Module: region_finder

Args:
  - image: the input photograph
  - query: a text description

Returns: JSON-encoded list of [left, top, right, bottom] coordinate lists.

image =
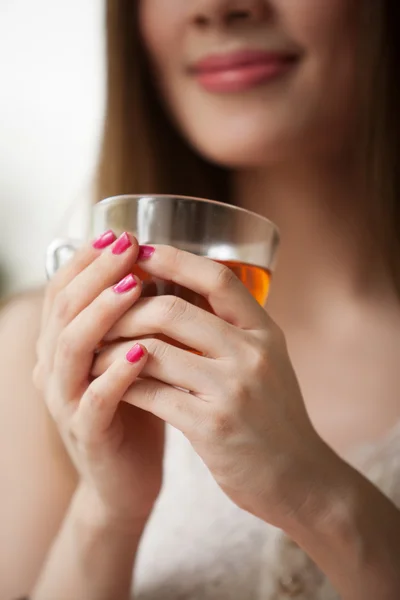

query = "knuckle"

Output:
[[65, 421, 80, 448], [227, 375, 249, 407], [140, 378, 160, 406], [165, 245, 184, 271], [85, 383, 107, 414], [96, 312, 113, 333], [246, 342, 270, 376], [159, 295, 189, 324], [56, 329, 76, 362], [53, 289, 73, 324], [44, 384, 67, 425], [148, 338, 170, 363], [213, 264, 237, 294], [263, 319, 285, 346], [69, 385, 107, 448], [138, 379, 176, 413], [94, 294, 115, 329], [208, 409, 237, 439], [68, 416, 90, 450]]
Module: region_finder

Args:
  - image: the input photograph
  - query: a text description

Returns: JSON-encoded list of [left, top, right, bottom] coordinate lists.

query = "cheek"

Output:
[[279, 0, 360, 62], [139, 0, 185, 74], [280, 0, 360, 111], [139, 0, 194, 135]]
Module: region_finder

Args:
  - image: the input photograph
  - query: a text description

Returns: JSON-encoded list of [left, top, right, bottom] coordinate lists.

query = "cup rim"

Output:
[[97, 194, 280, 238]]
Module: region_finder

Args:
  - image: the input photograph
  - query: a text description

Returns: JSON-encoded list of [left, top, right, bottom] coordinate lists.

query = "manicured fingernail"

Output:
[[126, 344, 145, 364], [92, 230, 117, 249], [138, 245, 155, 260], [113, 274, 138, 294], [112, 233, 132, 255]]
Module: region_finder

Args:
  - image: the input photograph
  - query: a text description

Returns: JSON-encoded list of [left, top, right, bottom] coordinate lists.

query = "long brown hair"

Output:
[[96, 1, 400, 282], [96, 0, 230, 203]]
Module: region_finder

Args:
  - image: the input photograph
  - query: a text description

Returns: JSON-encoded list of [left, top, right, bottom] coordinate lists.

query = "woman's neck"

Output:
[[234, 156, 395, 329]]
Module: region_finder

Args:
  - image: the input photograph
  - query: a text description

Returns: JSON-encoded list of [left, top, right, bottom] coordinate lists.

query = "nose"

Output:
[[191, 0, 269, 28]]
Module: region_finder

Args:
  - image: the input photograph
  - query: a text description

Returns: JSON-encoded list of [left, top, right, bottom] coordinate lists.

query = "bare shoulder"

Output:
[[0, 288, 45, 387], [0, 287, 70, 460], [0, 287, 44, 338], [0, 288, 77, 598]]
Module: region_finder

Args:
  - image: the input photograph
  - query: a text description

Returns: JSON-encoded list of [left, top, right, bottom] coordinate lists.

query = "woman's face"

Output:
[[140, 0, 361, 168]]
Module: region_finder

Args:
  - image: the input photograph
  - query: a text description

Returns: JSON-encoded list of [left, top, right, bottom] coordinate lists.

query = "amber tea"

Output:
[[135, 260, 271, 309]]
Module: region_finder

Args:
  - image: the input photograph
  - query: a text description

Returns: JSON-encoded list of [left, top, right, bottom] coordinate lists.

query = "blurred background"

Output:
[[0, 0, 105, 297]]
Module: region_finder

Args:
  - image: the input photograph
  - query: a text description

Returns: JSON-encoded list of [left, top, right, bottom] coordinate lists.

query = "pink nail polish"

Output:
[[138, 245, 155, 260], [113, 274, 138, 294], [126, 344, 145, 364], [112, 233, 132, 255], [92, 230, 117, 249]]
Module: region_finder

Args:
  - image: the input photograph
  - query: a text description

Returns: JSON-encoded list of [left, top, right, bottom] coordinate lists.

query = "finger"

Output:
[[122, 377, 207, 436], [92, 337, 221, 395], [52, 274, 143, 400], [43, 232, 139, 371], [137, 245, 269, 330], [71, 344, 147, 442], [38, 230, 117, 360], [42, 230, 117, 327], [104, 295, 240, 357]]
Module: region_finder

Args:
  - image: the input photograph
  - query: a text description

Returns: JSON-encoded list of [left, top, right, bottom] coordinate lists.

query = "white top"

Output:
[[135, 426, 270, 599], [133, 422, 400, 600]]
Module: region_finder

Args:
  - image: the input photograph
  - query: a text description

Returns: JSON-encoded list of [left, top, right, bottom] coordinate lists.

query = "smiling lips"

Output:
[[191, 49, 298, 93]]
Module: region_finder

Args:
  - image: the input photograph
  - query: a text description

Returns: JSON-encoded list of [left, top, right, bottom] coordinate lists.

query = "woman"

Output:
[[1, 0, 400, 598]]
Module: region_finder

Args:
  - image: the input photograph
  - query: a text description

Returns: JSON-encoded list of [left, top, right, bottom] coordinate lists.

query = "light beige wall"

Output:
[[0, 0, 105, 296]]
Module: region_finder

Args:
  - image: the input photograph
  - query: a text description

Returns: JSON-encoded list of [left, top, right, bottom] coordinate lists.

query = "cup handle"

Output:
[[45, 237, 83, 280]]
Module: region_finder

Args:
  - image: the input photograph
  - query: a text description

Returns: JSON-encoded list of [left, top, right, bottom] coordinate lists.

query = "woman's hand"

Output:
[[33, 232, 164, 530], [93, 243, 327, 528]]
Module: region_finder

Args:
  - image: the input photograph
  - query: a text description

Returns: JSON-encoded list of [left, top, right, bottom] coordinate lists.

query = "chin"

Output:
[[173, 95, 311, 169], [189, 129, 296, 169]]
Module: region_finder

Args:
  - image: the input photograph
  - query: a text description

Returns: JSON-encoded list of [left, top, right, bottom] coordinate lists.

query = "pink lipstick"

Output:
[[191, 49, 297, 93]]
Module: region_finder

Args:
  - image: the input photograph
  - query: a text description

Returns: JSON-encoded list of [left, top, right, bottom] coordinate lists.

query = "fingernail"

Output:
[[112, 233, 132, 255], [126, 344, 145, 364], [138, 245, 155, 260], [92, 230, 117, 249], [113, 274, 138, 294]]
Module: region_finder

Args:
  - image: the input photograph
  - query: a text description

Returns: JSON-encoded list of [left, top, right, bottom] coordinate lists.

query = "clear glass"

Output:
[[46, 194, 280, 307]]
